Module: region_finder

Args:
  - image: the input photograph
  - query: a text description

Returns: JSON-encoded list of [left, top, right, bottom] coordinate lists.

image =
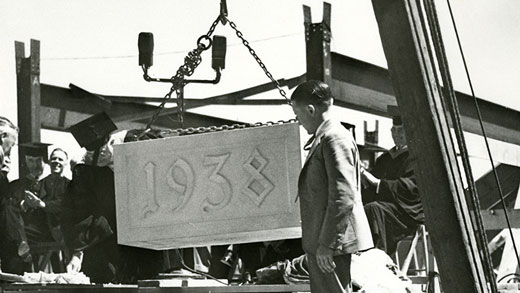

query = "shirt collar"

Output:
[[389, 145, 408, 159], [314, 118, 331, 140]]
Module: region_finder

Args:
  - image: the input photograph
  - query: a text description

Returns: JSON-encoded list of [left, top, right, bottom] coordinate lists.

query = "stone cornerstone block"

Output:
[[113, 123, 302, 250]]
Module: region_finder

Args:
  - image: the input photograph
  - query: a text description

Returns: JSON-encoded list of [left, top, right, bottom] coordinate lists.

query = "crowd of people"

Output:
[[0, 80, 425, 292], [0, 115, 165, 283]]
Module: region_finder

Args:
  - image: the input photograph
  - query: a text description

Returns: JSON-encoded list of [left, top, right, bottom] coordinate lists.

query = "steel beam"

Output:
[[303, 3, 332, 83], [15, 39, 41, 178], [330, 52, 520, 146]]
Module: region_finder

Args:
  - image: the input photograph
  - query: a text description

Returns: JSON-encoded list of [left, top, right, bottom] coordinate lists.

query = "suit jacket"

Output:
[[297, 119, 373, 255]]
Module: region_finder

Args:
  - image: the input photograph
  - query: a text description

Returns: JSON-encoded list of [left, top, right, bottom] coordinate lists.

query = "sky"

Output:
[[0, 0, 519, 179]]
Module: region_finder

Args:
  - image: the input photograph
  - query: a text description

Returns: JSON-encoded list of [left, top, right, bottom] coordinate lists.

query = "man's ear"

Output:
[[306, 104, 316, 116]]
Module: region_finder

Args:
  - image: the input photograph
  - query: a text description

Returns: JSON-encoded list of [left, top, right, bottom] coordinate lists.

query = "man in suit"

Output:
[[291, 80, 373, 292], [40, 148, 70, 243]]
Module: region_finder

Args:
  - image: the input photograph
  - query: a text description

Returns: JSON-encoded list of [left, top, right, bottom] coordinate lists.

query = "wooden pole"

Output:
[[371, 0, 489, 292], [15, 39, 41, 178]]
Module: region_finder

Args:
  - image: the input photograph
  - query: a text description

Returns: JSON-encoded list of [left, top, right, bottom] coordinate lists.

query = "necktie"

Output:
[[303, 135, 316, 151]]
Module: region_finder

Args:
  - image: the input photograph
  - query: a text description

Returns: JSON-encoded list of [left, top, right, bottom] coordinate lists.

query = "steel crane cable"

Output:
[[445, 0, 520, 273], [422, 0, 498, 290]]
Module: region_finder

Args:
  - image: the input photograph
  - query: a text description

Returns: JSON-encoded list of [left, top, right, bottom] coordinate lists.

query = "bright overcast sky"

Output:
[[0, 0, 519, 178], [1, 0, 519, 115]]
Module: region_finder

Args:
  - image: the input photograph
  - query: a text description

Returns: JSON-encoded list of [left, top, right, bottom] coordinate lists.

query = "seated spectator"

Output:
[[361, 105, 424, 255]]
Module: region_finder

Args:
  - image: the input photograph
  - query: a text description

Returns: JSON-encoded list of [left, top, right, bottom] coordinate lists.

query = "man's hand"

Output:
[[66, 251, 83, 273], [24, 191, 45, 209], [316, 245, 336, 274], [361, 169, 380, 188]]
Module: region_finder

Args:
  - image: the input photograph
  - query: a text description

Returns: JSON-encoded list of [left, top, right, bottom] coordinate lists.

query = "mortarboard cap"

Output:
[[387, 105, 403, 126], [19, 142, 52, 161], [69, 112, 117, 151]]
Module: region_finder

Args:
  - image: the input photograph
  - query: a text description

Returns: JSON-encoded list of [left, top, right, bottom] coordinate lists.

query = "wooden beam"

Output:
[[16, 39, 41, 178], [330, 52, 520, 145], [371, 0, 488, 291]]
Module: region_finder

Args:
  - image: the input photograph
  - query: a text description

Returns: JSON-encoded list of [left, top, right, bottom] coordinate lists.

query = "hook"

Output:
[[219, 0, 228, 25]]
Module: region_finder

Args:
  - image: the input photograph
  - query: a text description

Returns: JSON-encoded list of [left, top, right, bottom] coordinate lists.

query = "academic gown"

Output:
[[38, 173, 70, 239], [362, 147, 424, 255], [61, 164, 164, 284], [11, 174, 70, 244], [0, 173, 30, 274]]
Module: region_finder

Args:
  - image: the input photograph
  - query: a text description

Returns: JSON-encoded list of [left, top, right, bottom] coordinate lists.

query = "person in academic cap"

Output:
[[361, 105, 425, 255], [8, 144, 71, 272], [62, 113, 164, 284]]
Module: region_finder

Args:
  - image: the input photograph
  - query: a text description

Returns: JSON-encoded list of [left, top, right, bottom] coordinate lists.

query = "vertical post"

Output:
[[371, 0, 488, 292], [303, 2, 332, 84], [15, 39, 41, 178], [364, 120, 379, 145]]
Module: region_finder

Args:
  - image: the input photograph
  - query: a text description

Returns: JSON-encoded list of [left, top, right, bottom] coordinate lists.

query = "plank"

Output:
[[138, 284, 310, 293], [0, 284, 137, 292]]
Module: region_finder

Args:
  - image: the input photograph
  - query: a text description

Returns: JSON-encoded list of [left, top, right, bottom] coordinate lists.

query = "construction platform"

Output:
[[0, 283, 311, 293]]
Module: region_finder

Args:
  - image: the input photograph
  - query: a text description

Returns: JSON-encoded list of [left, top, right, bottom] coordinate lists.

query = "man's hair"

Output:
[[0, 116, 19, 134], [50, 148, 68, 160], [290, 80, 334, 108]]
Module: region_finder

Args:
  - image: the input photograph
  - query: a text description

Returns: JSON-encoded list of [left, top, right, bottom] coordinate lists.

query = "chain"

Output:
[[225, 17, 289, 102], [143, 17, 222, 133], [142, 15, 292, 138], [134, 119, 297, 141], [206, 16, 221, 38]]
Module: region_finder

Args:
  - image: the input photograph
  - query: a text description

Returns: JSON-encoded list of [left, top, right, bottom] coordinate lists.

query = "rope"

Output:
[[446, 0, 520, 273], [41, 32, 302, 61]]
